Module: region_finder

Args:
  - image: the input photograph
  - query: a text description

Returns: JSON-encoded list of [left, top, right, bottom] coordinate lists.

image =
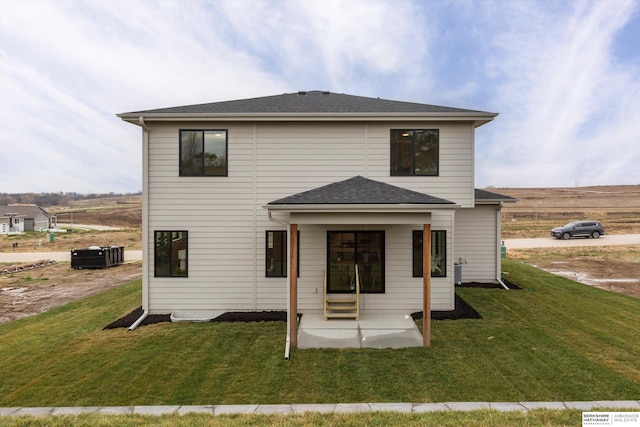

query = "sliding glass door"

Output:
[[327, 231, 384, 293]]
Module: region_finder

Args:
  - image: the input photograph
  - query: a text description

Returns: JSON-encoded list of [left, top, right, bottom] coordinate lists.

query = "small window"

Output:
[[266, 231, 287, 277], [390, 129, 439, 176], [154, 231, 188, 277], [180, 130, 227, 176], [265, 230, 300, 278], [413, 230, 446, 277]]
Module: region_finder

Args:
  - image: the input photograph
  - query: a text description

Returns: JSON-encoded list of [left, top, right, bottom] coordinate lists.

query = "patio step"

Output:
[[324, 265, 361, 320]]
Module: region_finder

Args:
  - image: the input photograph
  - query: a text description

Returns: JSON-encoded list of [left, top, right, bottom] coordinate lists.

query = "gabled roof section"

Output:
[[269, 176, 455, 206], [475, 189, 517, 203], [118, 91, 497, 126], [2, 205, 51, 218]]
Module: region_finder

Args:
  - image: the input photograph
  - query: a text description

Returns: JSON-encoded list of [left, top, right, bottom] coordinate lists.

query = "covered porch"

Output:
[[266, 176, 458, 352]]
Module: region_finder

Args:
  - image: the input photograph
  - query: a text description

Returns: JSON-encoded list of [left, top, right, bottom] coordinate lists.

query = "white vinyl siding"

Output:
[[144, 120, 476, 314], [454, 206, 500, 283]]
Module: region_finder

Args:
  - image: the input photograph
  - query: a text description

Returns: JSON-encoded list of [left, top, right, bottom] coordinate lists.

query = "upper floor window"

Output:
[[180, 130, 227, 176], [390, 129, 439, 176]]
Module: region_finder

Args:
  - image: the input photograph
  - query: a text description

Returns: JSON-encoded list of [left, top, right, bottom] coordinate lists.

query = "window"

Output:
[[413, 230, 446, 277], [327, 231, 384, 293], [180, 130, 227, 176], [390, 129, 439, 176], [266, 231, 287, 277], [265, 230, 300, 278], [154, 231, 188, 277]]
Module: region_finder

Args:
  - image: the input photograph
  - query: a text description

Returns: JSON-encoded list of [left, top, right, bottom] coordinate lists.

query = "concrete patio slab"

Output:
[[361, 328, 423, 349], [297, 314, 422, 349], [299, 314, 358, 329], [358, 314, 415, 329]]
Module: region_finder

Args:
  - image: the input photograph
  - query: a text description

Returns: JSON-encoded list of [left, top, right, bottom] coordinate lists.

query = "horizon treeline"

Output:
[[0, 192, 142, 207]]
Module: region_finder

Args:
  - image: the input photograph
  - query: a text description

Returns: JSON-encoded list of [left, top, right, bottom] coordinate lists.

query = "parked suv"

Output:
[[551, 221, 605, 240]]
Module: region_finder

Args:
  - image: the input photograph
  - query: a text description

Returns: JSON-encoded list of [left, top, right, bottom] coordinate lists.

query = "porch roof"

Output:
[[267, 176, 455, 209]]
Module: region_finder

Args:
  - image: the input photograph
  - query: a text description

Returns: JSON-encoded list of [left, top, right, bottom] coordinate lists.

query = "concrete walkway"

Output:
[[1, 401, 638, 417]]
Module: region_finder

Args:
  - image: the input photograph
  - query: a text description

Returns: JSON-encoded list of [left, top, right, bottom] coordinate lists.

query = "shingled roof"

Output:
[[474, 189, 517, 202], [269, 176, 455, 206], [121, 91, 494, 115]]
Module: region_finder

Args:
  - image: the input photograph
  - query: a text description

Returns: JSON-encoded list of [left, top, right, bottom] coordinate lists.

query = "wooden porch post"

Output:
[[289, 223, 298, 347], [423, 224, 432, 347]]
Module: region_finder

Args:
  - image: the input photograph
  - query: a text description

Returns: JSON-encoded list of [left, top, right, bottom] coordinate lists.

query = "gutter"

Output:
[[267, 211, 292, 360], [129, 116, 150, 330]]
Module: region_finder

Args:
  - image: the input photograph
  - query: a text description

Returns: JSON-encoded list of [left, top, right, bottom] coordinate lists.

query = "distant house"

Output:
[[0, 205, 55, 234], [118, 90, 515, 347]]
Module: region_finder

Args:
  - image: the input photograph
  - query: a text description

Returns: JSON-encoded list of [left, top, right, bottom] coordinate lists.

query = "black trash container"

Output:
[[71, 246, 125, 269]]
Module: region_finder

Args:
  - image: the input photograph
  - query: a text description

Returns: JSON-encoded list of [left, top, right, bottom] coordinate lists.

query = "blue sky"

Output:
[[1, 0, 639, 193]]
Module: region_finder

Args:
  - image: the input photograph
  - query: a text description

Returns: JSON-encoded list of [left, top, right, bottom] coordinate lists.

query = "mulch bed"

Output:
[[411, 294, 482, 321], [105, 281, 521, 329]]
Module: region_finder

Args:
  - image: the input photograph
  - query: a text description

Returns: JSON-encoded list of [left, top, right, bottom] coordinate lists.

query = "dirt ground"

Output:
[[0, 261, 142, 324], [508, 245, 640, 299]]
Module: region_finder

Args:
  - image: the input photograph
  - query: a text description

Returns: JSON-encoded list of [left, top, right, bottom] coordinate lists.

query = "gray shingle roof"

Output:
[[124, 91, 492, 115], [475, 189, 516, 202], [269, 176, 455, 205]]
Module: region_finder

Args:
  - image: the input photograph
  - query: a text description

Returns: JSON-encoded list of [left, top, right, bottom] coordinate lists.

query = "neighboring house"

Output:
[[1, 204, 56, 232], [118, 90, 514, 347], [0, 212, 26, 234]]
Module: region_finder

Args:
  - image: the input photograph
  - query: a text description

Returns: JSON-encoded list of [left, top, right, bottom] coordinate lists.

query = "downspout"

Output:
[[130, 116, 150, 330], [267, 210, 292, 359], [496, 201, 509, 290]]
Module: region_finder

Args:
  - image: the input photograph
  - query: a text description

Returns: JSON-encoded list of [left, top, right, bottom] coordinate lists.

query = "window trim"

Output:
[[412, 230, 447, 278], [154, 230, 188, 278], [390, 129, 439, 176], [179, 129, 228, 177]]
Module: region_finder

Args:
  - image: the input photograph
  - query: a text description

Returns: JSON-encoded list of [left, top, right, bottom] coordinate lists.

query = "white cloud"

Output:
[[475, 0, 640, 187], [0, 0, 638, 192]]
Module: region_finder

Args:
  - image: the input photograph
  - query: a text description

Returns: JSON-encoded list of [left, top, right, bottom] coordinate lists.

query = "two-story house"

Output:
[[118, 91, 513, 348]]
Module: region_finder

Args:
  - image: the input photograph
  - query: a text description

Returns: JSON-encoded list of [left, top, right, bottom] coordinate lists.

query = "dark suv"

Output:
[[551, 221, 605, 240]]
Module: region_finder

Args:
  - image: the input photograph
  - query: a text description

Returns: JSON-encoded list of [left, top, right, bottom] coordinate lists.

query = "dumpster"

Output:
[[71, 246, 125, 269]]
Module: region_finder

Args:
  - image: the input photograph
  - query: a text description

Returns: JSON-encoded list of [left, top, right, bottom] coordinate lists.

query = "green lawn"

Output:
[[1, 260, 639, 408]]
